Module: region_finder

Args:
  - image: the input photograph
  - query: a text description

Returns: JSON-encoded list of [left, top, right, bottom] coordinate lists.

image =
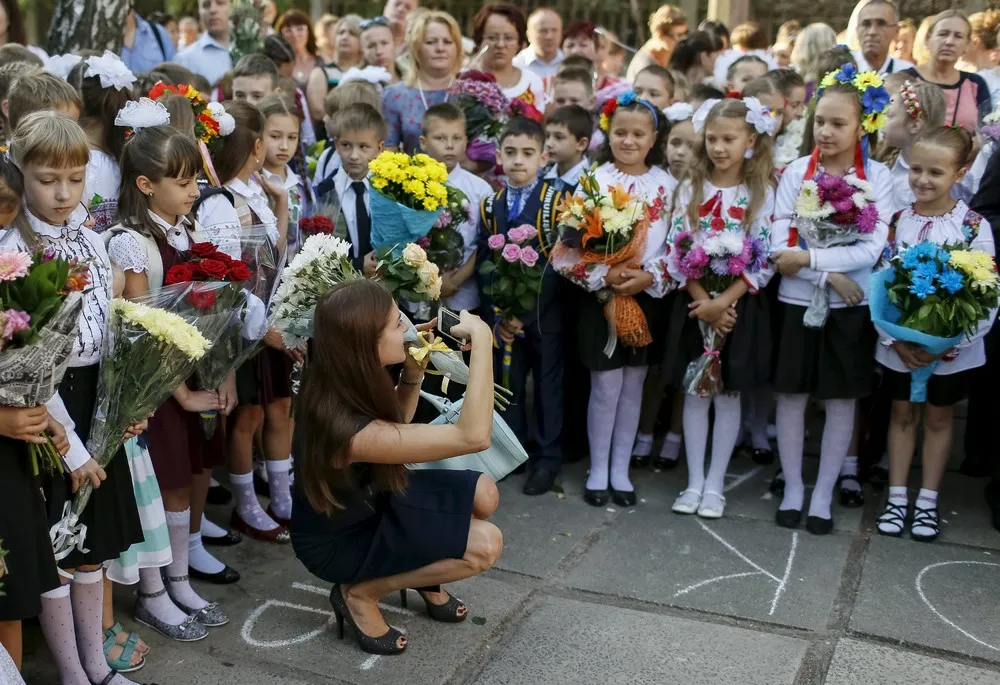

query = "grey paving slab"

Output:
[[492, 467, 612, 578], [891, 471, 1000, 552], [472, 596, 808, 685], [850, 536, 1000, 663], [562, 503, 852, 630], [825, 638, 1000, 685]]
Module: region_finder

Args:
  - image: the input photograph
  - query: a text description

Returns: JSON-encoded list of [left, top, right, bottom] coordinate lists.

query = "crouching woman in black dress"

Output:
[[291, 279, 502, 656]]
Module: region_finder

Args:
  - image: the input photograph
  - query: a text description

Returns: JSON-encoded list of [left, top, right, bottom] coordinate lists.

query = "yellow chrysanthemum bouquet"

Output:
[[368, 151, 447, 254], [52, 295, 217, 560], [870, 239, 1000, 402]]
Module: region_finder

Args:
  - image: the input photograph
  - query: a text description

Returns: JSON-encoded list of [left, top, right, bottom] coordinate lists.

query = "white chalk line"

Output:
[[724, 466, 764, 493], [915, 561, 1000, 653], [672, 520, 797, 617], [240, 599, 335, 648]]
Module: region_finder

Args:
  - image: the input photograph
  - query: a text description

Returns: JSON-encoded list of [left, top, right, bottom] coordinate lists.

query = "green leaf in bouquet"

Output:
[[518, 293, 535, 311], [479, 261, 497, 275], [514, 282, 526, 297], [497, 275, 511, 293]]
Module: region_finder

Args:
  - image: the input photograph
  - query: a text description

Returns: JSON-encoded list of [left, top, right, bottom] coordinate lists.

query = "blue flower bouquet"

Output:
[[869, 240, 999, 402]]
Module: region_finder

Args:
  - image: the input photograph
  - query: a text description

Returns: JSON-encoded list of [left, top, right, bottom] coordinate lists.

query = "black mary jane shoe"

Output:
[[751, 448, 775, 465], [652, 456, 679, 471], [201, 529, 243, 547], [836, 475, 865, 508], [189, 565, 241, 585], [806, 515, 834, 536], [775, 508, 802, 529], [400, 586, 468, 623], [630, 454, 650, 469], [610, 488, 637, 507], [768, 468, 785, 497], [583, 489, 609, 507], [523, 467, 557, 496], [206, 485, 232, 506]]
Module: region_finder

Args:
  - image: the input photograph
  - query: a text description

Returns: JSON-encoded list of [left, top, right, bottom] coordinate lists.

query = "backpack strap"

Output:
[[192, 185, 235, 218]]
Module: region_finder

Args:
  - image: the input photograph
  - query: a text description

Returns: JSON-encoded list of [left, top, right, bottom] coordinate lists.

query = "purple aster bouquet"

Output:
[[449, 70, 510, 164], [672, 230, 767, 397]]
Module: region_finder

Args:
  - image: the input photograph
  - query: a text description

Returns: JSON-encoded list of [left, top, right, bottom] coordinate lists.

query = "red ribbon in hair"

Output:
[[788, 143, 867, 247]]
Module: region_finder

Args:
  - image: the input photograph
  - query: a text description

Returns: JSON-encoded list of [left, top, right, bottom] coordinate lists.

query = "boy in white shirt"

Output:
[[542, 105, 592, 193], [418, 103, 492, 312]]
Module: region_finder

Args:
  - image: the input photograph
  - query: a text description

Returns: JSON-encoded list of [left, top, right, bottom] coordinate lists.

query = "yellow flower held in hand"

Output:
[[113, 299, 211, 360]]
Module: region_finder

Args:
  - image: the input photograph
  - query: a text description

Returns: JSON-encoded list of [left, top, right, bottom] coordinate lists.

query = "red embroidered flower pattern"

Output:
[[727, 206, 745, 221], [710, 217, 726, 231]]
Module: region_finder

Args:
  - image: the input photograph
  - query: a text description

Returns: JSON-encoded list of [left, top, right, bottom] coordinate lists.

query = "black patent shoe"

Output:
[[775, 508, 802, 529], [752, 448, 775, 465], [806, 515, 834, 535], [611, 488, 637, 507], [583, 489, 609, 507], [523, 468, 557, 496], [652, 456, 679, 471], [189, 565, 241, 585], [631, 454, 650, 469], [330, 584, 406, 655], [769, 468, 785, 497], [201, 529, 243, 547], [837, 475, 865, 508], [400, 586, 467, 623]]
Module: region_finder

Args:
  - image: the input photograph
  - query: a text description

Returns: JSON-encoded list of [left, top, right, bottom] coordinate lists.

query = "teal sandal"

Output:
[[105, 622, 149, 655], [103, 624, 145, 673]]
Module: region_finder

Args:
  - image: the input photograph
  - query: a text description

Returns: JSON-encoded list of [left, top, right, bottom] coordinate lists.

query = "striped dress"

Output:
[[105, 438, 172, 585]]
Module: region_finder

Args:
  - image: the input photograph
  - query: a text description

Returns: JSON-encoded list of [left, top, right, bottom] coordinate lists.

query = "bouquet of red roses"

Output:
[[298, 215, 335, 236]]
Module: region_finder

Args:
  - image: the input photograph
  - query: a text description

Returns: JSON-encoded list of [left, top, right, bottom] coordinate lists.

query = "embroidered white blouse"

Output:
[[666, 180, 776, 293], [874, 201, 997, 374], [552, 163, 675, 298], [83, 150, 122, 234], [770, 155, 892, 308], [261, 166, 307, 256], [106, 213, 193, 274]]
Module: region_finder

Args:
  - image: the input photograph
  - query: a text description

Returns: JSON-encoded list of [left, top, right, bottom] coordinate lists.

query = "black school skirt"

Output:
[[661, 291, 772, 394], [0, 437, 60, 620], [577, 291, 665, 372], [49, 364, 143, 567], [772, 303, 876, 400]]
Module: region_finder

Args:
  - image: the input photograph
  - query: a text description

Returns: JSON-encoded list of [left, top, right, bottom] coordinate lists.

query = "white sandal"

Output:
[[697, 491, 726, 519], [672, 489, 702, 514]]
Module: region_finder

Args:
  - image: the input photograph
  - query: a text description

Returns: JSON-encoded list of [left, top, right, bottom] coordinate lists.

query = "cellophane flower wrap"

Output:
[[870, 240, 1000, 402], [448, 71, 510, 164], [671, 228, 767, 397], [555, 167, 662, 356], [51, 293, 214, 560], [0, 248, 89, 476], [182, 230, 278, 438], [420, 185, 470, 272], [376, 242, 443, 304], [368, 151, 447, 252], [478, 226, 545, 388]]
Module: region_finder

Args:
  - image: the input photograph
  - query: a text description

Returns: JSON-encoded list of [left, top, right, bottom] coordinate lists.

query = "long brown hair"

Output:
[[67, 61, 134, 161], [297, 279, 407, 515], [208, 100, 265, 185]]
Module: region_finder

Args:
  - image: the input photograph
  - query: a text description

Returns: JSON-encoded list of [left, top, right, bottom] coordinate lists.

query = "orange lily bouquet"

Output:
[[555, 167, 664, 355]]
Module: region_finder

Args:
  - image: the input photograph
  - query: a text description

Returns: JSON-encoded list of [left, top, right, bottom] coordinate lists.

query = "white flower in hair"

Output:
[[338, 66, 392, 87], [204, 101, 236, 136], [691, 99, 721, 133], [85, 50, 136, 92], [743, 96, 778, 137], [114, 98, 171, 131], [663, 102, 694, 123], [45, 54, 82, 80]]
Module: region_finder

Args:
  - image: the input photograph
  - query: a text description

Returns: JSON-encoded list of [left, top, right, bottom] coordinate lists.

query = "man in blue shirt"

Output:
[[121, 10, 176, 75], [174, 0, 232, 86]]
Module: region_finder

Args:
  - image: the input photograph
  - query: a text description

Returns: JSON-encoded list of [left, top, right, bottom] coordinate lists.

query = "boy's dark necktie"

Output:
[[352, 180, 372, 258]]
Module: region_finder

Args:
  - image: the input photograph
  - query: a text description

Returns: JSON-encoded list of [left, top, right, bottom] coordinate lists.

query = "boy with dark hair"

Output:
[[314, 103, 386, 274], [551, 68, 595, 111], [478, 116, 564, 496], [690, 83, 726, 110], [726, 54, 769, 96], [232, 53, 279, 105], [419, 102, 492, 313], [542, 105, 591, 193]]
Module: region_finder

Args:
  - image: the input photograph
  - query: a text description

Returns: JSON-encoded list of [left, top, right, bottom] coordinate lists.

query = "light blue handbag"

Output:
[[407, 391, 528, 481]]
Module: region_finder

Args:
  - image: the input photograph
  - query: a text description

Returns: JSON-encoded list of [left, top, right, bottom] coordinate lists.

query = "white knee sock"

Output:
[[586, 369, 624, 490], [200, 514, 228, 539], [659, 432, 682, 460], [704, 393, 742, 495], [165, 508, 208, 611], [776, 393, 809, 511], [609, 366, 648, 492], [633, 432, 653, 457], [682, 394, 712, 493], [839, 456, 861, 491], [39, 584, 89, 684], [808, 398, 856, 520], [188, 531, 225, 574]]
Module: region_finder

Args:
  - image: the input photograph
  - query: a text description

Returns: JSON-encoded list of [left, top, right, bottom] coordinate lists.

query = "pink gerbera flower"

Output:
[[0, 250, 31, 282]]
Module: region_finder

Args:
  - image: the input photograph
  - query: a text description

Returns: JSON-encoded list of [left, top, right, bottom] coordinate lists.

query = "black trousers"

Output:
[[966, 322, 1000, 512], [497, 309, 564, 471]]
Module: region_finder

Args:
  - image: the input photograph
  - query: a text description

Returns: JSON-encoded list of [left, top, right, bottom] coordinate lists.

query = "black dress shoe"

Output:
[[775, 508, 802, 529], [583, 489, 609, 507], [630, 454, 650, 469], [201, 530, 243, 547], [806, 515, 833, 535], [523, 468, 557, 496], [769, 468, 785, 497], [206, 485, 232, 506], [511, 463, 528, 476], [189, 565, 241, 584], [611, 488, 637, 507], [752, 448, 775, 465], [652, 456, 679, 470], [837, 475, 865, 508]]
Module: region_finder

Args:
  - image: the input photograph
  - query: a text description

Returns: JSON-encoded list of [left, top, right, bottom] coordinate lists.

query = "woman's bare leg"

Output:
[[472, 476, 499, 520]]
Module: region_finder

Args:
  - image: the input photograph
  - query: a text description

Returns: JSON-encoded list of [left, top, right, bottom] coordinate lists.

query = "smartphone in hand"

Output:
[[437, 305, 467, 347]]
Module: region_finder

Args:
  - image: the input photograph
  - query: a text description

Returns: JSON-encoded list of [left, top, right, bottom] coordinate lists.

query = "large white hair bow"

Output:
[[114, 98, 170, 131], [85, 50, 137, 92], [691, 99, 721, 133], [743, 96, 778, 137], [663, 102, 694, 123]]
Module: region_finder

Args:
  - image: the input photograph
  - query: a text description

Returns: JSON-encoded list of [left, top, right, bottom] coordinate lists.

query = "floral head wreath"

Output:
[[691, 97, 777, 136], [147, 81, 235, 144], [899, 80, 922, 121], [84, 51, 136, 92], [817, 63, 891, 134], [599, 91, 660, 132]]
